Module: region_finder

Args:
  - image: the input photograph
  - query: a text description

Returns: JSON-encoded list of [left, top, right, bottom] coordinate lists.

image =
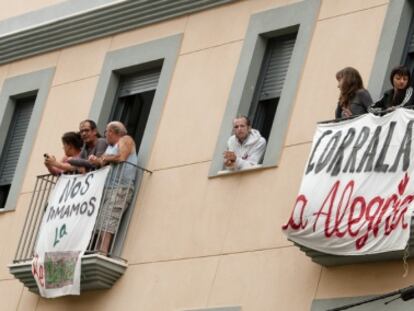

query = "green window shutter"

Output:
[[258, 33, 297, 101], [118, 69, 160, 98]]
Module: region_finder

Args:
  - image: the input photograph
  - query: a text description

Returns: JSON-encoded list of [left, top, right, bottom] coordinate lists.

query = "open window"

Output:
[[249, 33, 297, 142], [110, 68, 160, 151], [208, 0, 320, 176], [89, 34, 182, 256], [401, 7, 414, 88]]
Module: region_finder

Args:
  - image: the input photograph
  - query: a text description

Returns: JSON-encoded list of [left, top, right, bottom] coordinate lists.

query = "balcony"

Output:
[[8, 162, 140, 293]]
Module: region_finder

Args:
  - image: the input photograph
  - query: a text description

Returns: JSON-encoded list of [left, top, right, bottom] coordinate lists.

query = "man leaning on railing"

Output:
[[89, 121, 138, 255]]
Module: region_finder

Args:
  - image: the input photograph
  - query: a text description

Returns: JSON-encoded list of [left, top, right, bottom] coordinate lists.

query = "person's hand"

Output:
[[88, 155, 100, 166], [342, 107, 353, 118], [223, 151, 236, 167], [44, 154, 57, 166]]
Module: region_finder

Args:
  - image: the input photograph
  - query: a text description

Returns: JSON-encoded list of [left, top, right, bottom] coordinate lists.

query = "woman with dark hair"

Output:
[[335, 67, 373, 119], [44, 131, 83, 175], [371, 65, 414, 112]]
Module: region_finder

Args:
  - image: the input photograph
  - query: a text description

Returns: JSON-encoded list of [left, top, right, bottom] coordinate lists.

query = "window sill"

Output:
[[209, 163, 277, 178]]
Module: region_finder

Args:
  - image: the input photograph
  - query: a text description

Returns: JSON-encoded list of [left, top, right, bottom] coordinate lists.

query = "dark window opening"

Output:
[[0, 185, 10, 209], [252, 98, 279, 141], [402, 15, 414, 87], [110, 69, 160, 153], [249, 33, 297, 142], [111, 90, 155, 153]]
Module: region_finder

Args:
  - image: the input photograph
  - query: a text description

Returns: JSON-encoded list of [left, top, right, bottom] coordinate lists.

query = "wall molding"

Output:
[[0, 0, 236, 65]]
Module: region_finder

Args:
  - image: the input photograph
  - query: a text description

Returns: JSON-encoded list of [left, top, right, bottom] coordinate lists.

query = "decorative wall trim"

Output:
[[0, 0, 236, 65]]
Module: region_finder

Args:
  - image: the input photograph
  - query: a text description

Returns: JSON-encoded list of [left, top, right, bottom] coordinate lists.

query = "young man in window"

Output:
[[223, 116, 266, 171]]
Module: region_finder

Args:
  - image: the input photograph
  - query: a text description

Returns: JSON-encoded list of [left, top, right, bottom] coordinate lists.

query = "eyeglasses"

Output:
[[80, 128, 92, 134]]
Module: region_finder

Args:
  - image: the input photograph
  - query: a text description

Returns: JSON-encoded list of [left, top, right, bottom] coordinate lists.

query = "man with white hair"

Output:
[[89, 121, 138, 255]]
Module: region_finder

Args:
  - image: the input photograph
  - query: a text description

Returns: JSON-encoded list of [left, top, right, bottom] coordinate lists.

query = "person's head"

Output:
[[390, 66, 411, 91], [105, 121, 127, 145], [336, 67, 364, 107], [79, 119, 100, 146], [232, 116, 251, 143], [61, 131, 82, 157]]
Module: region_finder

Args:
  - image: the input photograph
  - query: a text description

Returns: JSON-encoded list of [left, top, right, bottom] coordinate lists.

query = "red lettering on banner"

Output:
[[32, 254, 45, 287], [282, 195, 308, 230], [282, 173, 414, 250]]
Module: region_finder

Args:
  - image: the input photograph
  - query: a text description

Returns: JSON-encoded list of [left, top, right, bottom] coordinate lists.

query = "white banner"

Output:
[[32, 166, 110, 298], [283, 108, 414, 255]]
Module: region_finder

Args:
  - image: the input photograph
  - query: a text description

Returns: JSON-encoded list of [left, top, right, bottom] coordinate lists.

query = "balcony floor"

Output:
[[8, 253, 128, 293]]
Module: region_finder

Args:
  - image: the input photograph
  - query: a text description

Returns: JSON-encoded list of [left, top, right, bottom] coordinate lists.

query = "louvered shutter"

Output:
[[0, 98, 34, 186], [408, 29, 414, 54], [118, 70, 160, 98], [258, 34, 297, 101]]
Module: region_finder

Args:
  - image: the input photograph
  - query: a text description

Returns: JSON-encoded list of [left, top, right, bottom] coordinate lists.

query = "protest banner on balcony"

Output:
[[32, 166, 110, 298], [283, 108, 414, 255]]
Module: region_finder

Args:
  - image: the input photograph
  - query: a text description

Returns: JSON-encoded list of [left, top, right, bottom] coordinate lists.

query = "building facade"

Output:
[[0, 0, 414, 310]]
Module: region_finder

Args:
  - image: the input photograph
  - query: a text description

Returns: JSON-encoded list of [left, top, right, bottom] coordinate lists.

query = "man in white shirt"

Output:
[[223, 116, 266, 170]]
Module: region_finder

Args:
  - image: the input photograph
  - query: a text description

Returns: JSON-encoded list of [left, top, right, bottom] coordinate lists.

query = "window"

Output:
[[401, 8, 414, 87], [404, 26, 414, 79], [0, 68, 54, 211], [249, 33, 297, 141], [0, 96, 35, 208], [208, 0, 320, 176], [110, 68, 160, 151], [368, 0, 413, 99], [89, 34, 182, 255]]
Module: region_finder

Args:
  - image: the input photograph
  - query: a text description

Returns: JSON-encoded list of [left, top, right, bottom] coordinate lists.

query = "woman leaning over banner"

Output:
[[44, 131, 83, 175], [371, 65, 414, 113], [335, 67, 373, 120]]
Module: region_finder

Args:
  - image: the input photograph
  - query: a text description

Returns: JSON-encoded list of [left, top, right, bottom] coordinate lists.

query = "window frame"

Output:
[[208, 0, 321, 176], [368, 0, 413, 100], [89, 34, 182, 256], [0, 68, 54, 212]]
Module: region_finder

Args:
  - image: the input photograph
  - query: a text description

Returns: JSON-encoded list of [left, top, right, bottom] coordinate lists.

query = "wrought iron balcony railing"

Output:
[[9, 162, 141, 293]]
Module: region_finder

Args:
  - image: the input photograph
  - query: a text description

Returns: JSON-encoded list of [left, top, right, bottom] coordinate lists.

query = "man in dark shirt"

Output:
[[67, 119, 107, 171]]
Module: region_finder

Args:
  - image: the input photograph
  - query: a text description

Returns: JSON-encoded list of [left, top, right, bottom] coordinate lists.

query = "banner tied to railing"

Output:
[[32, 166, 110, 298], [283, 108, 414, 255]]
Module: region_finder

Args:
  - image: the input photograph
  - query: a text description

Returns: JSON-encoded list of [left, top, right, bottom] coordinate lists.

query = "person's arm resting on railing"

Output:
[[89, 136, 134, 166]]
